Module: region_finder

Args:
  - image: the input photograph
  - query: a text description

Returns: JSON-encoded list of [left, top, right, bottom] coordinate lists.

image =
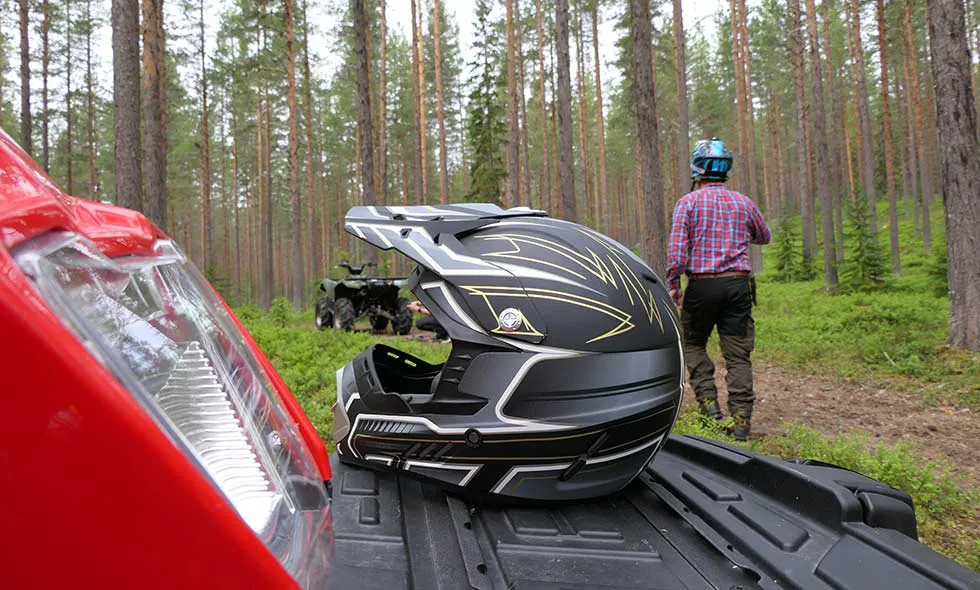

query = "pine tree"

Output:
[[929, 0, 980, 350], [672, 0, 688, 201], [506, 0, 520, 207], [841, 193, 887, 292], [806, 0, 839, 288], [535, 0, 552, 213], [592, 1, 608, 228], [877, 0, 900, 273], [772, 216, 802, 282], [466, 0, 506, 203], [434, 0, 448, 204], [143, 0, 166, 228], [19, 0, 31, 155], [286, 0, 304, 306], [556, 0, 576, 221], [111, 0, 140, 211], [631, 0, 666, 273], [354, 0, 377, 265], [41, 0, 50, 170]]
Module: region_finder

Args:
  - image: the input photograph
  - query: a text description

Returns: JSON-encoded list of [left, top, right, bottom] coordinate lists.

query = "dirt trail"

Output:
[[682, 361, 980, 488]]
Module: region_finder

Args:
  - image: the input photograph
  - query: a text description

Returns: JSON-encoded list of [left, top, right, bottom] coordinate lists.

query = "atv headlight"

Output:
[[15, 232, 331, 587]]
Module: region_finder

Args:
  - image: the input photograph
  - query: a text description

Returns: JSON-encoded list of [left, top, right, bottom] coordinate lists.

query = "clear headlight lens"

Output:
[[15, 232, 331, 587]]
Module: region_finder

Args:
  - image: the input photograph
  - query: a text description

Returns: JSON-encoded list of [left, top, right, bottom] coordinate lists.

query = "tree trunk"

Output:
[[877, 0, 900, 272], [730, 0, 745, 191], [286, 0, 304, 307], [905, 0, 932, 251], [536, 0, 552, 214], [806, 0, 839, 288], [928, 0, 980, 350], [379, 0, 388, 205], [434, 0, 448, 204], [575, 4, 594, 224], [901, 46, 921, 230], [592, 3, 608, 229], [672, 0, 688, 200], [410, 0, 424, 204], [85, 0, 95, 199], [416, 0, 428, 203], [518, 7, 532, 208], [354, 0, 377, 264], [232, 100, 240, 302], [143, 0, 167, 229], [65, 0, 73, 195], [844, 105, 856, 194], [550, 39, 560, 216], [19, 0, 31, 155], [631, 0, 666, 273], [737, 0, 758, 200], [789, 0, 814, 264], [112, 0, 141, 210], [198, 0, 212, 271], [257, 99, 271, 309], [849, 0, 878, 232], [822, 0, 844, 261], [302, 0, 320, 277], [506, 0, 520, 208], [42, 0, 50, 171], [556, 0, 576, 221]]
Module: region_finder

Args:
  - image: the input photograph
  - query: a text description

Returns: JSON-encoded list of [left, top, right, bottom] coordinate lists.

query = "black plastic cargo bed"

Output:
[[328, 435, 978, 590]]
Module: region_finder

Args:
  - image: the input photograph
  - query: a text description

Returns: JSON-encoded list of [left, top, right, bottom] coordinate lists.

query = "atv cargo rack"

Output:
[[329, 434, 978, 590]]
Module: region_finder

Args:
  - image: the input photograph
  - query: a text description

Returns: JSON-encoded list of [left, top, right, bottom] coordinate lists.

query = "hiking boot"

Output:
[[698, 399, 723, 421], [729, 415, 751, 442]]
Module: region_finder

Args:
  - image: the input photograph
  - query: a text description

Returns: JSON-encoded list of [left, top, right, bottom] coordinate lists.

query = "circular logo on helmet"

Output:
[[498, 308, 523, 332]]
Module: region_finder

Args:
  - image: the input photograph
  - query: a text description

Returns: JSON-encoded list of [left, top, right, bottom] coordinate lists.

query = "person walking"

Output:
[[665, 138, 771, 441]]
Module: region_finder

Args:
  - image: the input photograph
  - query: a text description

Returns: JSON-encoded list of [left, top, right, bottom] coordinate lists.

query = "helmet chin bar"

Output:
[[334, 204, 683, 501]]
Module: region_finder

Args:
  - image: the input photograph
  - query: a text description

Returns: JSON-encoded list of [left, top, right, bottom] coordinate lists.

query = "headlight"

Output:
[[15, 232, 331, 586]]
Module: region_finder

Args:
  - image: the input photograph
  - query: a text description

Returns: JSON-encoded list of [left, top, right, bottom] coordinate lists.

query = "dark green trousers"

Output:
[[681, 276, 756, 419]]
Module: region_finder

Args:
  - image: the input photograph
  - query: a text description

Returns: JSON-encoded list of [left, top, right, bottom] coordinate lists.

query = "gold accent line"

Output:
[[608, 247, 662, 331], [587, 247, 618, 287], [478, 234, 609, 283], [575, 227, 666, 334], [609, 257, 636, 307], [460, 285, 635, 343], [482, 242, 591, 280]]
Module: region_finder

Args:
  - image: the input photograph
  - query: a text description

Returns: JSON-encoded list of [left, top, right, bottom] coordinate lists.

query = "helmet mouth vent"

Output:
[[353, 344, 488, 416]]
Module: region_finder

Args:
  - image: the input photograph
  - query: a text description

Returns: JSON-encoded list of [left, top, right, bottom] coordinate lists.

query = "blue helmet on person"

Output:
[[690, 137, 733, 181]]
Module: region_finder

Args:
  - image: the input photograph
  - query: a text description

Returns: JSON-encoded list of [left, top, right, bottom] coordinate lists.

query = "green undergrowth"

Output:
[[239, 305, 449, 446], [754, 203, 980, 407]]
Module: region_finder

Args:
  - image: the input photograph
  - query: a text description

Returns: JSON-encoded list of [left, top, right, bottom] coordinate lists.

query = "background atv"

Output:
[[315, 262, 413, 335]]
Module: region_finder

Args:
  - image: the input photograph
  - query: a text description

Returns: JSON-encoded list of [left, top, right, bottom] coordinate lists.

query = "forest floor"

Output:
[[678, 358, 980, 488]]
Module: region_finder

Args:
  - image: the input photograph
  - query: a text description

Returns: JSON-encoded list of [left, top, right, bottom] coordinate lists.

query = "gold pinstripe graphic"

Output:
[[461, 285, 635, 343], [472, 230, 667, 341]]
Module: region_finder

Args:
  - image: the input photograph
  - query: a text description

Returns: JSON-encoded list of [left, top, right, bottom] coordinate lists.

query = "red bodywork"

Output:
[[0, 130, 331, 587]]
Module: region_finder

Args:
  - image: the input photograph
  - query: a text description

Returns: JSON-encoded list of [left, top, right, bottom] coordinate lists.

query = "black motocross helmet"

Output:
[[333, 204, 683, 501]]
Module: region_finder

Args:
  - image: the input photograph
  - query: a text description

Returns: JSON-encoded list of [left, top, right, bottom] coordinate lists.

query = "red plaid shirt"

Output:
[[666, 182, 771, 292]]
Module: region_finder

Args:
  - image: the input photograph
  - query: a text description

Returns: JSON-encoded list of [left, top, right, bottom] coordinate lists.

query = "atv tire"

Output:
[[392, 297, 413, 336], [370, 315, 389, 332], [333, 298, 356, 331], [314, 297, 334, 331]]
